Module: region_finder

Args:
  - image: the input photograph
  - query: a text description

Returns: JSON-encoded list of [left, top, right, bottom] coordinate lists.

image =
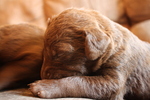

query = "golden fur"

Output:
[[0, 24, 44, 90]]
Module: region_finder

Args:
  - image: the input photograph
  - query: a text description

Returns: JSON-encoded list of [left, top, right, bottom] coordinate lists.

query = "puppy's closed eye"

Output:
[[51, 43, 74, 60], [52, 43, 74, 56], [58, 43, 74, 52]]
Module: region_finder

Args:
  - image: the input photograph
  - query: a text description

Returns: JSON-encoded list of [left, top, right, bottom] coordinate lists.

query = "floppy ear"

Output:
[[85, 28, 110, 60]]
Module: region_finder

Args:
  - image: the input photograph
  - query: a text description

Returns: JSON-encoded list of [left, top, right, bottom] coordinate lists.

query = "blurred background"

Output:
[[0, 0, 150, 42]]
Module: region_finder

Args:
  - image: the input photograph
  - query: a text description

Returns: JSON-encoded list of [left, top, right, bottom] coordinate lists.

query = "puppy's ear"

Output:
[[85, 28, 110, 60]]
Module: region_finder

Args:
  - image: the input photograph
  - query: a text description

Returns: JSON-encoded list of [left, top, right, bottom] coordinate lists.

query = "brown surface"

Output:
[[124, 0, 150, 24]]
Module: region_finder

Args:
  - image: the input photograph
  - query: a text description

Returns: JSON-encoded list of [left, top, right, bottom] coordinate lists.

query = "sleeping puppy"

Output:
[[0, 24, 44, 90], [30, 8, 150, 100]]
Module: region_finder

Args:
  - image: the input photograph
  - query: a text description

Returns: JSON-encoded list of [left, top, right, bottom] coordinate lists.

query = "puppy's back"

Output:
[[0, 24, 44, 63]]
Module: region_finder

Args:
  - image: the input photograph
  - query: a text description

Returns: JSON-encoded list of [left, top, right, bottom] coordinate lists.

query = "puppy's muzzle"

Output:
[[41, 66, 83, 79]]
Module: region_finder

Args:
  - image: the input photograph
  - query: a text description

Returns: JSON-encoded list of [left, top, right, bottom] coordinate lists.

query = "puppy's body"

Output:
[[0, 24, 44, 90], [30, 9, 150, 100]]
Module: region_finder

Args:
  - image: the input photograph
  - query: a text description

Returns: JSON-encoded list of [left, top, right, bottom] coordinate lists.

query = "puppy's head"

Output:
[[41, 8, 111, 79]]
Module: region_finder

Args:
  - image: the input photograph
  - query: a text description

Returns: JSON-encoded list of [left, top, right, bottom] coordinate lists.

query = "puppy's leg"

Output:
[[30, 69, 125, 100]]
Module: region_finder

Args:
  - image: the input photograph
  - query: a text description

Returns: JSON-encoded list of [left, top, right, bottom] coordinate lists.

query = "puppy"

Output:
[[30, 8, 150, 100], [0, 24, 44, 90]]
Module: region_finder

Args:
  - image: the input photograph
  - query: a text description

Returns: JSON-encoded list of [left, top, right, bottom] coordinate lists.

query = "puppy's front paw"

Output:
[[29, 79, 62, 98]]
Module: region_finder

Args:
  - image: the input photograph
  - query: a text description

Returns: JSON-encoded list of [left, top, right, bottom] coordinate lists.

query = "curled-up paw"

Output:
[[29, 79, 62, 98]]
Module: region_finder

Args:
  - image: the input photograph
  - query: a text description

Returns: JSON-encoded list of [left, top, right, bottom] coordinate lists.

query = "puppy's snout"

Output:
[[41, 66, 66, 79], [41, 66, 83, 79]]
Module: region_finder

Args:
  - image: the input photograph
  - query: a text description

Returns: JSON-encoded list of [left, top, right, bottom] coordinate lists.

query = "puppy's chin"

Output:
[[41, 67, 83, 79]]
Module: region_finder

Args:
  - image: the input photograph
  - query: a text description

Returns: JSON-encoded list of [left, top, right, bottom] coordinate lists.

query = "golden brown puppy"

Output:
[[0, 24, 44, 90], [30, 8, 150, 100]]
